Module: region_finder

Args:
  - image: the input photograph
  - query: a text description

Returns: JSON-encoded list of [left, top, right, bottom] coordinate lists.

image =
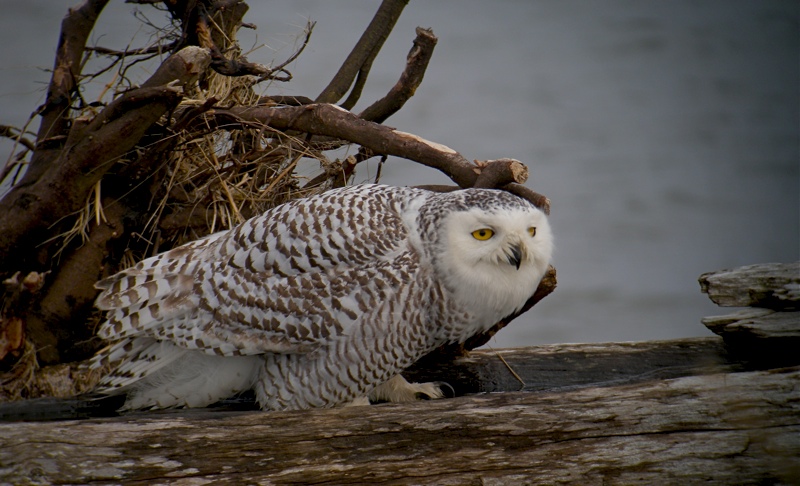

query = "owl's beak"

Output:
[[507, 244, 523, 270]]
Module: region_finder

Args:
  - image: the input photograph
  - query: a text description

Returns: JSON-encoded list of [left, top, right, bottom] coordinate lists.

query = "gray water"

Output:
[[1, 1, 797, 347]]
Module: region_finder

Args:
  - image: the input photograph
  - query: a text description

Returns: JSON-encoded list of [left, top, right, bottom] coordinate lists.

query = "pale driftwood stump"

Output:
[[699, 262, 800, 309], [703, 309, 800, 340], [699, 262, 800, 366]]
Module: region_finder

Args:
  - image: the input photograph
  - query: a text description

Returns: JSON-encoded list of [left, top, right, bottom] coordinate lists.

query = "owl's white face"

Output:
[[438, 206, 553, 323]]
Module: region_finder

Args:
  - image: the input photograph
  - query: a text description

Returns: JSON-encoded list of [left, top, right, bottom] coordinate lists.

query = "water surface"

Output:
[[1, 1, 797, 347]]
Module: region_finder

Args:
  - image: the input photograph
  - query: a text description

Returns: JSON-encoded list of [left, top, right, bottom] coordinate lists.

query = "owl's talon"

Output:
[[414, 381, 454, 400], [414, 381, 455, 400], [436, 381, 456, 398], [370, 374, 450, 403]]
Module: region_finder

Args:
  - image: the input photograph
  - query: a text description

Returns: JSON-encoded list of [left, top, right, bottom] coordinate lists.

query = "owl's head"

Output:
[[422, 189, 553, 323]]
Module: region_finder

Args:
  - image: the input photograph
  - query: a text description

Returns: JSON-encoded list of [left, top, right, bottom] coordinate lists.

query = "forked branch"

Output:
[[359, 27, 438, 124], [211, 103, 549, 212], [316, 0, 409, 105]]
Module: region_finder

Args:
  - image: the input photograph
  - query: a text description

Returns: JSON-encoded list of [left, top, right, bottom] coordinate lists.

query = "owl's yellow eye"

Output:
[[471, 228, 494, 240], [528, 227, 537, 237]]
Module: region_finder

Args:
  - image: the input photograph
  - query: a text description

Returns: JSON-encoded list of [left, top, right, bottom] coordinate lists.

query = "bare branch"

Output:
[[0, 46, 211, 274], [359, 27, 438, 123], [259, 95, 314, 106], [214, 103, 475, 182], [86, 43, 176, 57], [505, 184, 551, 215], [140, 45, 211, 88], [211, 103, 549, 212], [0, 126, 36, 153], [23, 0, 111, 186], [472, 158, 529, 188], [316, 0, 409, 105], [256, 21, 315, 82]]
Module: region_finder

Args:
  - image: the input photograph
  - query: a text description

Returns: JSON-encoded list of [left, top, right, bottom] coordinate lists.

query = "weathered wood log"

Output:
[[700, 262, 800, 366], [703, 309, 800, 340], [2, 262, 796, 484], [1, 365, 797, 485], [0, 336, 745, 422], [1, 335, 797, 484], [699, 262, 800, 309], [404, 336, 742, 395], [702, 309, 800, 367]]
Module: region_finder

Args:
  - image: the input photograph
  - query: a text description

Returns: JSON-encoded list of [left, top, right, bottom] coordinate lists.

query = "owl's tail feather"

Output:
[[94, 262, 198, 341], [91, 338, 185, 383], [95, 269, 195, 311], [94, 338, 261, 410]]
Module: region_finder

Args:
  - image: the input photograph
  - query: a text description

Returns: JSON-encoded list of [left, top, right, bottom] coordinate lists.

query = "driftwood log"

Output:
[[1, 365, 797, 485], [699, 261, 799, 309], [1, 263, 798, 484], [700, 261, 800, 367]]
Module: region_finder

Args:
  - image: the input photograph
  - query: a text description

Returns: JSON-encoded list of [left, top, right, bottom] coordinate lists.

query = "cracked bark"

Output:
[[1, 363, 796, 484]]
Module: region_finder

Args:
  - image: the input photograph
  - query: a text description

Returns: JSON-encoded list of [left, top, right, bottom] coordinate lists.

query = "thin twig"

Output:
[[374, 154, 387, 183], [0, 126, 36, 152], [488, 346, 526, 387], [359, 27, 437, 123], [86, 43, 176, 57], [257, 21, 316, 82]]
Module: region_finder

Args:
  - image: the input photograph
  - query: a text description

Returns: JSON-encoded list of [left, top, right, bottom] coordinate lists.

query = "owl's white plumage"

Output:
[[92, 184, 552, 410]]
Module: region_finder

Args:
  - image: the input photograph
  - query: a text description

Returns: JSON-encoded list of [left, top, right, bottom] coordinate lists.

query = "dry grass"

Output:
[[0, 340, 109, 402], [54, 13, 336, 265]]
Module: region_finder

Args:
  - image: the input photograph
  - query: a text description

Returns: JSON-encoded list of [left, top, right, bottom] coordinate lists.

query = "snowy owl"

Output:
[[92, 184, 553, 411]]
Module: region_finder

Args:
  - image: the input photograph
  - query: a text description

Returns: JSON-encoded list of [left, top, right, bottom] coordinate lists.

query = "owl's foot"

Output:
[[368, 374, 454, 404], [344, 396, 371, 407]]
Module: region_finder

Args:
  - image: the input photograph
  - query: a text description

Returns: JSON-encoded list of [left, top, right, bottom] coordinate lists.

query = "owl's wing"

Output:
[[95, 184, 428, 357], [212, 184, 424, 277], [93, 253, 423, 395], [96, 253, 420, 356]]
